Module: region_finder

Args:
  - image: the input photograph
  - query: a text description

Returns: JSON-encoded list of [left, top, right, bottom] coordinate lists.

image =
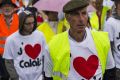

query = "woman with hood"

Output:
[[3, 10, 47, 80]]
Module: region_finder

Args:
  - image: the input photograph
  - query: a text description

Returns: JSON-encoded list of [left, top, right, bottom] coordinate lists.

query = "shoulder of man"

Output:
[[91, 30, 110, 43], [91, 30, 109, 36]]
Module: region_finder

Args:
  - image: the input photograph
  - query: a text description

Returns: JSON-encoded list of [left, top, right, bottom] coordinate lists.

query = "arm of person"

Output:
[[2, 37, 19, 80], [44, 46, 53, 80], [110, 41, 114, 54], [5, 59, 19, 80], [103, 49, 115, 80]]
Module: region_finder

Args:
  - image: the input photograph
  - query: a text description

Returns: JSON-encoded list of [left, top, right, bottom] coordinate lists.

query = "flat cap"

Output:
[[63, 0, 89, 13]]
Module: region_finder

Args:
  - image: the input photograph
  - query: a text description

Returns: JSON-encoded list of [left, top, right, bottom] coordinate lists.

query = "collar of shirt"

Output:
[[68, 28, 97, 55], [4, 16, 13, 25]]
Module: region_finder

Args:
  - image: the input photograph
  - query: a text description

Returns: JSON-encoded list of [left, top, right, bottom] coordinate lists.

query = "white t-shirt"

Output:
[[44, 28, 115, 80], [104, 17, 120, 68], [3, 30, 46, 80], [49, 21, 58, 34], [68, 28, 114, 80], [103, 0, 114, 9]]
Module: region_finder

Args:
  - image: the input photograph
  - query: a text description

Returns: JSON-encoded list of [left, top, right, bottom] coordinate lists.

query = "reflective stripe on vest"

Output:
[[49, 30, 110, 80], [0, 37, 6, 44], [0, 36, 6, 54], [0, 36, 6, 47], [53, 72, 67, 80]]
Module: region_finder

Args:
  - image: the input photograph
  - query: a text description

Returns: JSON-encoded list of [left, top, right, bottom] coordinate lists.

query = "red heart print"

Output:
[[73, 55, 98, 79], [25, 44, 41, 59]]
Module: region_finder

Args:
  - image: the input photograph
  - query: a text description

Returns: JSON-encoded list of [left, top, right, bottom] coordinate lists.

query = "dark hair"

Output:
[[19, 10, 37, 34], [25, 7, 38, 17], [0, 0, 17, 8]]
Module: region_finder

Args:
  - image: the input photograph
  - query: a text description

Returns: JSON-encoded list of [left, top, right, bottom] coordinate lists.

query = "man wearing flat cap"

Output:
[[44, 0, 115, 80]]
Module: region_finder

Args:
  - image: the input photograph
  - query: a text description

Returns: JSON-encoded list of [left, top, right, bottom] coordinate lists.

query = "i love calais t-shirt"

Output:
[[3, 30, 46, 80]]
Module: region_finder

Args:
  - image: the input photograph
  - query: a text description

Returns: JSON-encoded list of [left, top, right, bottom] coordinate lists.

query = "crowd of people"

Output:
[[0, 0, 120, 80]]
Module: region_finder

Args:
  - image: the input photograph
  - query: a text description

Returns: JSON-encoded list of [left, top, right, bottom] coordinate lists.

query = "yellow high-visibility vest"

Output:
[[48, 30, 110, 80], [37, 19, 70, 43], [89, 11, 99, 30], [90, 6, 110, 30]]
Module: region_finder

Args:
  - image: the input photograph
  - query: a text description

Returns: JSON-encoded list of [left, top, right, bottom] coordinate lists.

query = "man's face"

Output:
[[1, 4, 14, 16], [22, 16, 35, 35], [66, 7, 88, 33]]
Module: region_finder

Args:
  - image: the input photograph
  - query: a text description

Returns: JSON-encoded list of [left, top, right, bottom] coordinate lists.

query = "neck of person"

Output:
[[20, 31, 32, 36], [4, 14, 13, 19], [69, 29, 86, 42], [4, 15, 13, 27]]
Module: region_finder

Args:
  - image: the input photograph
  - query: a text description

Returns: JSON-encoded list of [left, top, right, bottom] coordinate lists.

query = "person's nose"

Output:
[[30, 23, 34, 27], [78, 13, 84, 22]]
